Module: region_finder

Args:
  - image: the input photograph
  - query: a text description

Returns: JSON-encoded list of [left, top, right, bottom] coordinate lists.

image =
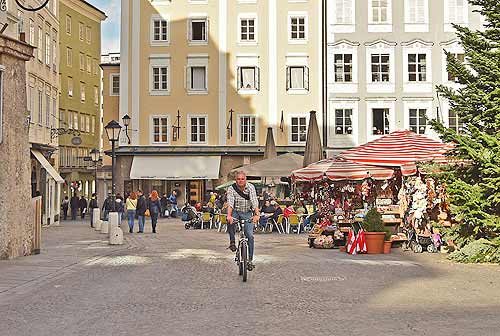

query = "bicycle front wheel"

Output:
[[241, 242, 248, 282]]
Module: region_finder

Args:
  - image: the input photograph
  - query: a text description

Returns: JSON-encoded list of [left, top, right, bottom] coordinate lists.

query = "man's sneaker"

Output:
[[228, 243, 237, 252], [247, 261, 255, 271]]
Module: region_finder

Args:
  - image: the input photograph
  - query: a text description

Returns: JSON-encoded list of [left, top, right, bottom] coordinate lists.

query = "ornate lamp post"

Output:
[[104, 120, 122, 212], [122, 114, 131, 144]]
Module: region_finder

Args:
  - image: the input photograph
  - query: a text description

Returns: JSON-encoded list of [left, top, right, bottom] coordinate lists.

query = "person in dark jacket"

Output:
[[79, 196, 88, 219], [70, 194, 79, 220], [148, 190, 161, 233], [259, 200, 276, 229], [168, 190, 178, 217], [89, 193, 98, 227], [136, 190, 147, 233], [115, 193, 125, 224], [160, 193, 169, 218], [102, 194, 112, 221], [61, 196, 69, 220]]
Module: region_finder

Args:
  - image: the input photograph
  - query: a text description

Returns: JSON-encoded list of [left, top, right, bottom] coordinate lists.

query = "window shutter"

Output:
[[304, 66, 310, 91], [185, 66, 190, 90], [206, 19, 210, 41], [187, 19, 192, 41], [286, 66, 290, 90], [256, 67, 260, 91], [237, 67, 241, 89]]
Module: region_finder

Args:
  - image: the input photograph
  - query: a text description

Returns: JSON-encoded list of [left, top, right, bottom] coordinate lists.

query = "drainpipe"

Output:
[[322, 0, 328, 148]]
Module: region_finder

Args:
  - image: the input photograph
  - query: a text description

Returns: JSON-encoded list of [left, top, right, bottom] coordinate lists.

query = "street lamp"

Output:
[[122, 114, 131, 144], [90, 148, 100, 194], [104, 120, 122, 212]]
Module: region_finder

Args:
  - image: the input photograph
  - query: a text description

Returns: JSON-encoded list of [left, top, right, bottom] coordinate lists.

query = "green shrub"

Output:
[[448, 238, 500, 264], [362, 208, 385, 232]]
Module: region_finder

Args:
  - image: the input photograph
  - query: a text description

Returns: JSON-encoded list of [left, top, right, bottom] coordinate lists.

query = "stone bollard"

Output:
[[101, 221, 109, 234], [109, 227, 124, 245], [95, 219, 102, 231], [92, 208, 100, 228], [108, 212, 119, 238]]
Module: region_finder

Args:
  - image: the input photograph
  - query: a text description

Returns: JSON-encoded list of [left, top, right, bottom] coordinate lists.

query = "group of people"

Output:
[[61, 194, 99, 221]]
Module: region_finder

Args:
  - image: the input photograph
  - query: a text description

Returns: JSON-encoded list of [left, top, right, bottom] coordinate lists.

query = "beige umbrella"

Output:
[[263, 127, 277, 160], [230, 153, 304, 177], [303, 110, 323, 167]]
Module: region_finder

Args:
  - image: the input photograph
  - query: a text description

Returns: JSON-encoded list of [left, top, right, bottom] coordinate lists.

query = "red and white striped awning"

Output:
[[340, 130, 451, 167], [291, 157, 400, 182]]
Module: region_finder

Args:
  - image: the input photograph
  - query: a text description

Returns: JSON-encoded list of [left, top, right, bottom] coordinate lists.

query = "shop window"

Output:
[[335, 109, 353, 135], [372, 108, 390, 135]]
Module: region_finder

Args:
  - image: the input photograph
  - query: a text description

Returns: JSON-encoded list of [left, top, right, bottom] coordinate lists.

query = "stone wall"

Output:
[[0, 35, 35, 259]]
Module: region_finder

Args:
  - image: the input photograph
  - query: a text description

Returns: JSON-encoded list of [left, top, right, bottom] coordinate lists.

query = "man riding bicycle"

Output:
[[227, 171, 260, 271]]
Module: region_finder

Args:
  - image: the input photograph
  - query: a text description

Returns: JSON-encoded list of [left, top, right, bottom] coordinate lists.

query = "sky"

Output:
[[86, 0, 120, 54]]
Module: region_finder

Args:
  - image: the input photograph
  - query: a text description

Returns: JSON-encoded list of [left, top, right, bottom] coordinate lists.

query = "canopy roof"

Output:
[[230, 152, 304, 177], [291, 157, 403, 182], [340, 130, 451, 167]]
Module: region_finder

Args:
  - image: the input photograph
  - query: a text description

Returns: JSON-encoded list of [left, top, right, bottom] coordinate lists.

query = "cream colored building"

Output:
[[114, 0, 323, 204], [2, 0, 63, 225]]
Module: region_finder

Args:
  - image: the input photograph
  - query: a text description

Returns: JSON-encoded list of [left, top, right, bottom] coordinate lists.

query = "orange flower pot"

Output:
[[383, 241, 392, 254], [364, 232, 385, 254]]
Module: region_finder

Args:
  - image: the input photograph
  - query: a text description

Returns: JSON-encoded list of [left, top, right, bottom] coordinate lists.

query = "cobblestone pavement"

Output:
[[1, 218, 500, 336]]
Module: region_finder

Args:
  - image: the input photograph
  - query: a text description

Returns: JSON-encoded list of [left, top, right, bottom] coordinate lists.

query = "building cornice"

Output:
[[60, 0, 107, 22], [330, 39, 360, 47], [364, 39, 397, 47], [401, 39, 434, 47]]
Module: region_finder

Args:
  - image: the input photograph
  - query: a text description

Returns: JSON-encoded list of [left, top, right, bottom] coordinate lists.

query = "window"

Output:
[[38, 89, 43, 125], [91, 117, 95, 134], [335, 109, 353, 135], [447, 0, 466, 24], [86, 55, 91, 73], [67, 77, 73, 97], [406, 0, 426, 23], [372, 108, 390, 135], [94, 86, 98, 105], [37, 27, 43, 61], [371, 0, 390, 23], [86, 26, 91, 43], [334, 54, 352, 82], [289, 15, 306, 41], [152, 117, 169, 143], [78, 22, 84, 41], [448, 110, 464, 133], [93, 59, 99, 76], [80, 82, 85, 102], [188, 66, 207, 91], [66, 15, 71, 35], [240, 18, 256, 42], [189, 18, 207, 42], [29, 19, 34, 45], [287, 66, 309, 90], [111, 74, 120, 95], [73, 112, 79, 130], [239, 116, 256, 144], [447, 53, 465, 82], [152, 18, 168, 42], [335, 0, 354, 24], [66, 47, 72, 66], [237, 66, 259, 91], [52, 97, 56, 129], [152, 66, 168, 91], [371, 54, 390, 82], [67, 111, 73, 129], [45, 92, 51, 127], [45, 33, 50, 65], [409, 108, 427, 134], [190, 116, 207, 143], [79, 53, 85, 71], [52, 35, 57, 71], [28, 86, 33, 123], [86, 115, 90, 132], [290, 116, 307, 143], [408, 53, 427, 82]]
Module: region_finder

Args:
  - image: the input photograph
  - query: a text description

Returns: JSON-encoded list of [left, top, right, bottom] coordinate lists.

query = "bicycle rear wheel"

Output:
[[241, 242, 248, 282]]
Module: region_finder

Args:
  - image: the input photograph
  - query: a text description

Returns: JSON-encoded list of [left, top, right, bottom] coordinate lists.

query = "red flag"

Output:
[[357, 229, 367, 253], [347, 229, 357, 254]]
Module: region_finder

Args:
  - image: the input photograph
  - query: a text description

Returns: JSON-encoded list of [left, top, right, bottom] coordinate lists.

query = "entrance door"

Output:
[[188, 181, 203, 205]]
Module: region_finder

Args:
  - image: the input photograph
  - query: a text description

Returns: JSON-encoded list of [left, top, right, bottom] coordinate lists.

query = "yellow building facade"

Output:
[[114, 0, 322, 204]]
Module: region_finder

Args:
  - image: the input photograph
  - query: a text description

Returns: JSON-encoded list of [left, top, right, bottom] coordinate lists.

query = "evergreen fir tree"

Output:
[[430, 0, 500, 252]]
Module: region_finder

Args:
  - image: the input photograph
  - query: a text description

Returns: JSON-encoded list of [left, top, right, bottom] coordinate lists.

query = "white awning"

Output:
[[130, 156, 221, 180], [31, 149, 64, 183]]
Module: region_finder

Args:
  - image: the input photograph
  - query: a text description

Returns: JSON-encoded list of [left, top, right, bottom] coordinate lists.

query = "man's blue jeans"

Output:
[[138, 215, 145, 232], [228, 211, 255, 261]]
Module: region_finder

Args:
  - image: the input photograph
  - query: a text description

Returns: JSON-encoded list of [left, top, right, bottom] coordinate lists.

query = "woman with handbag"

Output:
[[148, 190, 161, 233], [126, 192, 137, 233]]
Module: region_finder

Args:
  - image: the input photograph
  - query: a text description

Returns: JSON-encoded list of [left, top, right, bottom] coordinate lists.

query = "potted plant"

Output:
[[362, 208, 386, 254], [383, 230, 392, 254]]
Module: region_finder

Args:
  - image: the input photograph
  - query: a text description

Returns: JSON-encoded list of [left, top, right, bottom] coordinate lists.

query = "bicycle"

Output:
[[234, 218, 253, 282]]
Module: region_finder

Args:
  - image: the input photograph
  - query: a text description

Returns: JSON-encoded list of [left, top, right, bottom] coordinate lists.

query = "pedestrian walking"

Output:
[[168, 190, 178, 217], [115, 193, 125, 223], [79, 196, 88, 219], [102, 193, 112, 221], [148, 190, 161, 233], [136, 190, 147, 233], [70, 194, 79, 220], [126, 192, 137, 233], [89, 193, 98, 227], [61, 196, 69, 220], [160, 193, 169, 217]]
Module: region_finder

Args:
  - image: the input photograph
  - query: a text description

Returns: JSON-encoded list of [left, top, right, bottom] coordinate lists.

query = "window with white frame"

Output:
[[370, 0, 390, 23], [189, 18, 208, 43], [447, 53, 465, 82], [409, 108, 427, 134], [289, 15, 306, 41], [239, 116, 256, 144], [240, 17, 256, 42], [152, 66, 168, 91], [66, 15, 71, 35], [79, 53, 84, 70], [67, 111, 73, 129], [152, 116, 169, 143], [152, 17, 168, 42], [189, 116, 207, 143], [286, 66, 309, 91], [372, 108, 390, 134], [446, 0, 467, 24], [335, 109, 353, 135], [66, 47, 72, 66], [237, 66, 259, 91], [80, 82, 85, 102], [334, 54, 353, 82], [188, 66, 207, 91], [45, 32, 50, 65], [448, 110, 465, 133], [78, 22, 84, 41], [408, 53, 427, 82], [28, 86, 33, 123], [86, 115, 91, 132], [45, 91, 50, 126], [94, 86, 98, 105], [52, 97, 56, 129], [371, 54, 390, 82], [335, 0, 354, 24], [37, 27, 43, 61], [86, 26, 91, 43], [38, 89, 43, 125], [91, 117, 95, 134], [405, 0, 427, 24], [111, 74, 120, 95], [290, 116, 307, 143], [86, 55, 91, 73], [29, 19, 34, 45], [52, 33, 57, 71]]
